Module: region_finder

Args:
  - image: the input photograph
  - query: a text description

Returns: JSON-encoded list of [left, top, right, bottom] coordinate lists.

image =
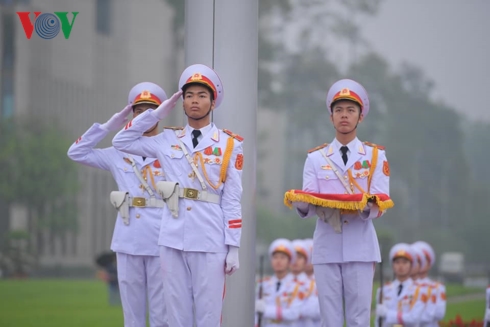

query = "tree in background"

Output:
[[0, 116, 79, 272]]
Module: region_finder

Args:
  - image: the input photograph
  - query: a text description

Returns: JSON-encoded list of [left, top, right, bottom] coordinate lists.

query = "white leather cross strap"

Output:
[[126, 156, 156, 197], [319, 149, 353, 194], [175, 132, 207, 191], [177, 187, 221, 204]]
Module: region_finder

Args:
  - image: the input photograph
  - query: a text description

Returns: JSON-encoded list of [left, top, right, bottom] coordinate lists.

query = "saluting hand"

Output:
[[153, 90, 183, 120], [101, 104, 133, 131]]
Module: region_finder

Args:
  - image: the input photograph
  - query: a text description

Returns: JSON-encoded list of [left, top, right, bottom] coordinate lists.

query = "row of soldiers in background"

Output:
[[375, 241, 446, 327], [255, 238, 320, 327], [255, 239, 447, 327]]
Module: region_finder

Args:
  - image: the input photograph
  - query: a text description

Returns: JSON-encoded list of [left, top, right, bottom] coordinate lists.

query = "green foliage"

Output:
[[0, 230, 35, 277], [0, 116, 80, 253]]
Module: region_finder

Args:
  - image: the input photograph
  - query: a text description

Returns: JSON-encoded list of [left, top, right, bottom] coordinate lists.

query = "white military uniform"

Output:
[[67, 82, 168, 327], [413, 241, 446, 326], [295, 79, 392, 327], [290, 239, 318, 327], [484, 287, 490, 325], [255, 239, 303, 327], [300, 239, 321, 327], [113, 65, 243, 327], [375, 244, 425, 327], [411, 244, 436, 327]]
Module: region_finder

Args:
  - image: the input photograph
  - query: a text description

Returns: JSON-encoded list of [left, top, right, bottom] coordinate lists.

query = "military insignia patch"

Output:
[[75, 136, 82, 144], [123, 157, 132, 165], [153, 160, 161, 168], [125, 120, 132, 130], [308, 143, 328, 153], [213, 147, 222, 156], [140, 90, 151, 99], [223, 129, 244, 141], [171, 145, 182, 151], [383, 160, 390, 176], [235, 153, 244, 170], [363, 141, 386, 150]]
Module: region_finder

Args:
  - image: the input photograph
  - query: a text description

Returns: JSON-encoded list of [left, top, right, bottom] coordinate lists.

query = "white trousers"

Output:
[[314, 262, 375, 327], [159, 246, 227, 327], [116, 253, 167, 327]]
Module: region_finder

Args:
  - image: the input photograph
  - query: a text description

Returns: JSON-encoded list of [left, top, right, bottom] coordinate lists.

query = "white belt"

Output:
[[177, 188, 221, 204], [128, 196, 165, 208]]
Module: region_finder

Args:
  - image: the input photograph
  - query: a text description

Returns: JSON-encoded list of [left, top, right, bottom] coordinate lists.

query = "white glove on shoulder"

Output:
[[255, 299, 266, 314], [101, 105, 132, 131], [376, 304, 387, 318], [153, 91, 182, 120], [225, 246, 239, 275]]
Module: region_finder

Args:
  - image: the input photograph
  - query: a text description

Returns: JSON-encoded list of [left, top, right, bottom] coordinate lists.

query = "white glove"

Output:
[[255, 299, 266, 314], [316, 206, 342, 233], [101, 105, 133, 131], [153, 90, 183, 120], [376, 304, 387, 318], [485, 308, 490, 320], [292, 201, 309, 212], [362, 201, 374, 211], [225, 246, 239, 275]]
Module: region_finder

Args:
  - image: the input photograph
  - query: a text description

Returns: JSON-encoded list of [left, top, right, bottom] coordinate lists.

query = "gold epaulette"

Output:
[[222, 129, 244, 141], [363, 141, 385, 150], [308, 143, 328, 153], [163, 126, 184, 131]]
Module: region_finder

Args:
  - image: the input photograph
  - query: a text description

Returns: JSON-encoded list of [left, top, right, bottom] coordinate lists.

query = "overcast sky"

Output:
[[361, 0, 490, 122]]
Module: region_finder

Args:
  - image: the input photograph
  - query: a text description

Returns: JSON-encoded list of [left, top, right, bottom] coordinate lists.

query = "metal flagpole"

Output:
[[185, 1, 258, 326]]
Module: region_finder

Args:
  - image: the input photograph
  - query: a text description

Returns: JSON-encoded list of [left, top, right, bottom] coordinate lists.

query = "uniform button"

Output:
[[344, 176, 348, 179], [187, 207, 192, 211], [325, 176, 329, 179], [171, 154, 175, 158], [136, 214, 141, 218], [124, 168, 127, 171], [344, 220, 348, 224]]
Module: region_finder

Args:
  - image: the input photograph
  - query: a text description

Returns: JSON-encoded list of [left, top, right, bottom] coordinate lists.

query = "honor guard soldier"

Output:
[[112, 64, 244, 327], [410, 244, 434, 327], [413, 241, 446, 326], [297, 238, 321, 327], [291, 239, 310, 284], [67, 82, 168, 327], [255, 238, 303, 327], [375, 243, 425, 327], [291, 79, 392, 327]]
